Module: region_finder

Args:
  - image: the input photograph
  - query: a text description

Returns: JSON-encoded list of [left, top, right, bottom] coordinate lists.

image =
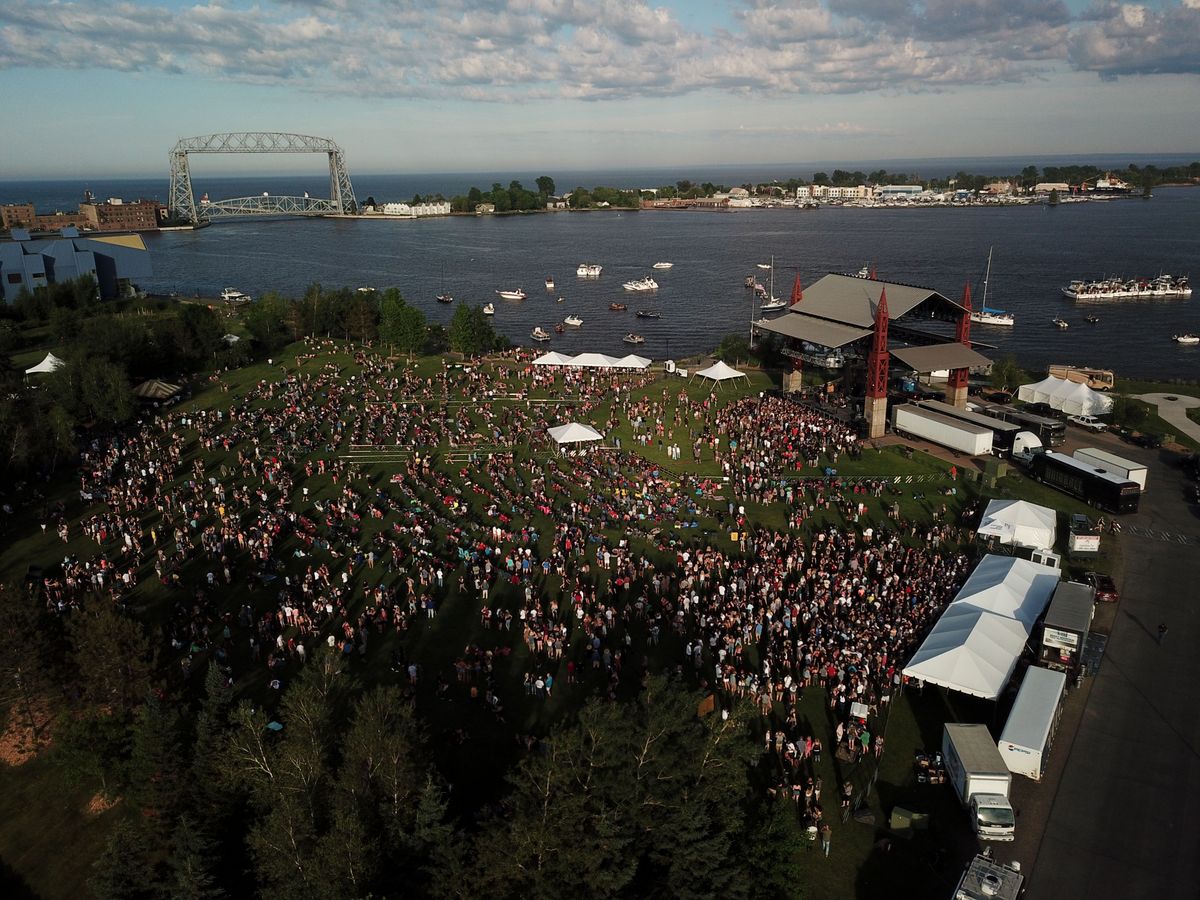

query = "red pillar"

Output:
[[948, 282, 972, 392], [790, 272, 803, 308], [866, 287, 890, 398], [869, 263, 877, 280]]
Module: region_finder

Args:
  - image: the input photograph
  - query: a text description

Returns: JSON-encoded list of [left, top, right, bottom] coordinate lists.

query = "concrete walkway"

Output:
[[1132, 392, 1200, 444]]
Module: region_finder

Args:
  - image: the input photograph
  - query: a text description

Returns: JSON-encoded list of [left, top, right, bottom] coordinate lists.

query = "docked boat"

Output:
[[653, 262, 673, 269], [1052, 316, 1069, 328], [623, 333, 645, 345], [760, 296, 788, 312], [563, 314, 583, 327], [1173, 333, 1199, 345], [635, 310, 662, 319], [969, 249, 1014, 326], [531, 327, 552, 342], [496, 289, 527, 301], [545, 277, 555, 290], [482, 303, 495, 316], [622, 277, 659, 292], [577, 263, 602, 277], [609, 302, 627, 311], [221, 287, 251, 303], [436, 294, 454, 304], [1061, 274, 1191, 300]]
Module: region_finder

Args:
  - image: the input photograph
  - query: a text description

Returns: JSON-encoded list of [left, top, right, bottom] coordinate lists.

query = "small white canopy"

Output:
[[614, 354, 652, 369], [532, 351, 574, 366], [694, 360, 747, 382], [222, 333, 241, 344], [547, 422, 604, 445], [25, 352, 65, 374], [977, 499, 1057, 551], [903, 555, 1060, 700], [1017, 375, 1113, 416]]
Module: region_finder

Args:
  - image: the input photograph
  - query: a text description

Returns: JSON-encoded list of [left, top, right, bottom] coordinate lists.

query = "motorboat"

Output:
[[563, 314, 583, 327], [356, 286, 376, 294], [496, 289, 527, 301], [545, 277, 555, 290], [436, 294, 454, 304], [653, 262, 673, 269], [622, 277, 659, 291], [1173, 333, 1199, 345], [221, 287, 251, 303], [609, 302, 627, 311], [635, 310, 662, 319], [531, 327, 552, 342], [756, 263, 772, 270], [760, 296, 788, 312], [623, 333, 645, 345], [1085, 314, 1100, 323], [577, 263, 602, 277], [744, 276, 756, 289], [1052, 316, 1069, 328], [554, 323, 565, 334], [1062, 274, 1191, 300], [482, 303, 495, 316], [556, 296, 565, 303]]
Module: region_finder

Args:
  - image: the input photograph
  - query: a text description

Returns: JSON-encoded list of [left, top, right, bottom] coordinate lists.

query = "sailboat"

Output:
[[759, 256, 787, 311], [435, 264, 453, 304], [969, 248, 1014, 327]]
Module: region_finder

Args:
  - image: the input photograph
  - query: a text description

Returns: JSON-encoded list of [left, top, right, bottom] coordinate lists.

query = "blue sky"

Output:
[[1, 0, 1197, 177]]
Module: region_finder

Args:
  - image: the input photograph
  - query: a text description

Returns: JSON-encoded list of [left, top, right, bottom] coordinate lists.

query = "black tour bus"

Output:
[[969, 401, 1067, 447], [1030, 451, 1141, 513]]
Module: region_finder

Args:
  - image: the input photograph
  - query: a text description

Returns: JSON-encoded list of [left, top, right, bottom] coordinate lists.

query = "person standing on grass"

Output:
[[820, 823, 832, 857]]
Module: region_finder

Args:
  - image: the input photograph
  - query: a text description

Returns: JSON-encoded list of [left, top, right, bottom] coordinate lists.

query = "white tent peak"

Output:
[[976, 499, 1057, 551], [25, 352, 65, 374], [694, 360, 747, 382], [532, 351, 574, 366], [547, 422, 604, 445]]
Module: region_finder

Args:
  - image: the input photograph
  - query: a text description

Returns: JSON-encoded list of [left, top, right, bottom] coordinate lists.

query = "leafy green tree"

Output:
[[47, 354, 135, 425], [167, 816, 227, 900], [67, 595, 153, 713], [128, 692, 186, 827], [89, 819, 159, 900], [243, 292, 290, 351], [989, 354, 1024, 391], [536, 175, 556, 196], [0, 583, 58, 753], [448, 304, 500, 357], [716, 333, 752, 364], [55, 710, 131, 800], [467, 186, 483, 205], [379, 290, 426, 357]]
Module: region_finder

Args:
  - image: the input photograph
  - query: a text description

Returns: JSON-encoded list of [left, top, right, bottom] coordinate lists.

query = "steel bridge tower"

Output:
[[168, 132, 357, 224]]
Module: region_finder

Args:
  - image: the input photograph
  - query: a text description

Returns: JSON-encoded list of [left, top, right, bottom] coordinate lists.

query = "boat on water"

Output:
[[577, 263, 602, 277], [622, 277, 659, 292], [556, 297, 565, 303], [653, 262, 673, 269], [1052, 316, 1069, 328], [531, 327, 552, 342], [1061, 274, 1191, 300], [760, 296, 788, 312], [545, 277, 555, 290], [564, 314, 583, 327], [609, 302, 627, 311], [969, 248, 1015, 327], [221, 287, 251, 303], [356, 286, 376, 294], [854, 266, 871, 278], [635, 310, 662, 319], [554, 323, 565, 334], [482, 303, 495, 316], [1085, 314, 1100, 323], [744, 275, 757, 289], [436, 294, 453, 304], [623, 333, 645, 345], [756, 263, 772, 270], [1173, 333, 1199, 345], [496, 289, 527, 301]]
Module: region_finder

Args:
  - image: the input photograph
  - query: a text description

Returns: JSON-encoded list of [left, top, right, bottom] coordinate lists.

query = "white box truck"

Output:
[[943, 724, 1015, 841], [1073, 447, 1149, 491], [999, 667, 1066, 781], [892, 404, 994, 456]]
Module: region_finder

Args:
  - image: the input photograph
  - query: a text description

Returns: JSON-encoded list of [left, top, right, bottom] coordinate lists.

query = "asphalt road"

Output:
[[1027, 432, 1200, 898]]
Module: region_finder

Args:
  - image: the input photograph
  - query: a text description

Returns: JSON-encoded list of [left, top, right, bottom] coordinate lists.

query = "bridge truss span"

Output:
[[168, 131, 357, 224]]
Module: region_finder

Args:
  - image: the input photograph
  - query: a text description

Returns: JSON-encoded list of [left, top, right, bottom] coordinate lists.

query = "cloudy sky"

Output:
[[1, 0, 1197, 177]]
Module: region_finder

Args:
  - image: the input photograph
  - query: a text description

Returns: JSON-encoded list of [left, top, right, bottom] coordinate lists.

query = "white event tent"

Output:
[[25, 352, 65, 375], [532, 351, 651, 370], [1017, 375, 1113, 416], [976, 499, 1057, 551], [692, 360, 747, 389], [903, 555, 1060, 700], [547, 422, 604, 445]]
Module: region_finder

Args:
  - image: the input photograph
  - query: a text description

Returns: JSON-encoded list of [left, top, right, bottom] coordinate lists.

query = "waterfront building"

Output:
[[877, 185, 924, 199], [79, 198, 164, 232], [0, 230, 152, 303]]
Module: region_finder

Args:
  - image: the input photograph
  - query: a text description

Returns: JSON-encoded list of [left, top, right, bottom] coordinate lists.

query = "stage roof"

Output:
[[891, 343, 992, 372]]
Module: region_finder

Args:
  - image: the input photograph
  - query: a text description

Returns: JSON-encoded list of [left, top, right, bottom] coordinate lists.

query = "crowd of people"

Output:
[[23, 337, 974, 850]]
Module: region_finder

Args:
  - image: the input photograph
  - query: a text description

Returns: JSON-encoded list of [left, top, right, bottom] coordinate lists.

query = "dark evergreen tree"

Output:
[[89, 819, 159, 900], [167, 816, 226, 900]]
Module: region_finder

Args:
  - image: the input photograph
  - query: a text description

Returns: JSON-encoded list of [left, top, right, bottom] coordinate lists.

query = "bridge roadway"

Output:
[[1026, 426, 1200, 898]]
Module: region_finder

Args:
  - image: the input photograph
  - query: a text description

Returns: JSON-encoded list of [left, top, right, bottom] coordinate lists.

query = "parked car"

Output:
[[1068, 414, 1107, 432], [1130, 432, 1163, 449], [1025, 402, 1066, 420], [1087, 572, 1119, 603]]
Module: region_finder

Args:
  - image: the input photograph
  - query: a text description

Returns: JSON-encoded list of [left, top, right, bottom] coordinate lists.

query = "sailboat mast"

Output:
[[982, 247, 992, 310]]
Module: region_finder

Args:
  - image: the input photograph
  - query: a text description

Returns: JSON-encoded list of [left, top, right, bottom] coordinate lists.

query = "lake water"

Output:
[[4, 176, 1199, 379]]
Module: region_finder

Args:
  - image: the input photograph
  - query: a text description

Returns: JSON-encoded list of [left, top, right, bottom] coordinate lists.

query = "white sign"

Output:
[[1043, 626, 1079, 651]]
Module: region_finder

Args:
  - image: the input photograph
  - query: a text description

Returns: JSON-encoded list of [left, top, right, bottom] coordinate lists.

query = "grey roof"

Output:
[[891, 343, 991, 372], [792, 273, 963, 328], [1044, 582, 1095, 633], [754, 314, 873, 348]]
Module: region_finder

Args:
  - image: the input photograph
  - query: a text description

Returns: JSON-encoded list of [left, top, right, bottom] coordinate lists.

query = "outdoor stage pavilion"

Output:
[[752, 271, 993, 438]]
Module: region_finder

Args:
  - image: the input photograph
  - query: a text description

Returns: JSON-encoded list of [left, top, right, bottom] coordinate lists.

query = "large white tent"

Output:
[[25, 352, 65, 375], [532, 351, 575, 366], [615, 354, 652, 369], [693, 360, 747, 383], [547, 422, 604, 445], [976, 499, 1057, 552], [1017, 375, 1113, 416], [903, 555, 1060, 700], [533, 351, 652, 370]]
